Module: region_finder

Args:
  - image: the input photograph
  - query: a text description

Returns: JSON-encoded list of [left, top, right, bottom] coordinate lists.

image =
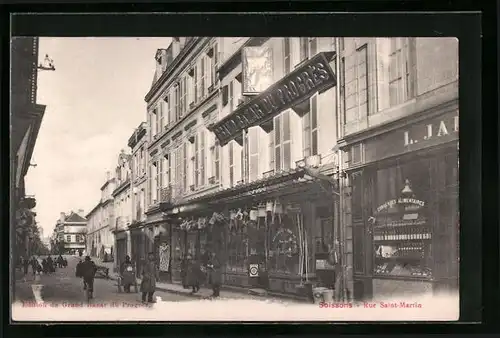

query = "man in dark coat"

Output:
[[140, 252, 158, 303], [80, 256, 98, 298], [187, 255, 203, 293], [22, 256, 30, 276], [207, 252, 222, 298], [120, 255, 136, 293], [180, 255, 189, 289], [47, 255, 54, 273]]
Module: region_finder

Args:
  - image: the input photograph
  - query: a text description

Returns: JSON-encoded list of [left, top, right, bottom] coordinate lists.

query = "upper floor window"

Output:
[[209, 42, 219, 86], [211, 140, 220, 183], [229, 142, 235, 187], [167, 153, 172, 186], [174, 83, 181, 121], [66, 235, 71, 243], [182, 142, 188, 192], [299, 37, 309, 62], [274, 111, 292, 172], [344, 44, 369, 124], [283, 38, 291, 74], [389, 38, 414, 107], [180, 76, 188, 116], [302, 94, 319, 158], [164, 95, 170, 129], [175, 146, 183, 193], [248, 127, 260, 182]]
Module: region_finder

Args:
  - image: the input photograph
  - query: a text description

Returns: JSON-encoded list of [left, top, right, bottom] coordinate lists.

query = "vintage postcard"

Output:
[[11, 35, 459, 322]]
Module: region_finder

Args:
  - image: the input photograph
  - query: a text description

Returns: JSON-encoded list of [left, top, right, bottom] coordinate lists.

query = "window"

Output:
[[388, 38, 414, 107], [248, 128, 259, 181], [194, 64, 199, 103], [194, 134, 199, 187], [229, 81, 234, 113], [345, 44, 368, 123], [150, 109, 157, 138], [241, 136, 246, 183], [226, 228, 247, 272], [174, 83, 181, 121], [274, 111, 292, 172], [283, 38, 291, 74], [299, 37, 309, 61], [66, 235, 71, 243], [167, 153, 172, 186], [200, 56, 206, 99], [309, 37, 318, 57], [302, 95, 319, 157], [158, 102, 164, 134], [182, 142, 188, 191], [175, 146, 182, 194], [210, 42, 219, 85], [157, 158, 164, 201], [164, 95, 170, 128], [229, 142, 235, 187], [169, 90, 175, 125], [269, 214, 300, 275], [211, 140, 220, 183], [148, 165, 153, 205], [268, 130, 274, 172], [181, 76, 187, 115], [199, 130, 206, 186]]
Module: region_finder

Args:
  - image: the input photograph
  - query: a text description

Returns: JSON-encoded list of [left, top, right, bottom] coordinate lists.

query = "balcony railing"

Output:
[[262, 169, 275, 179]]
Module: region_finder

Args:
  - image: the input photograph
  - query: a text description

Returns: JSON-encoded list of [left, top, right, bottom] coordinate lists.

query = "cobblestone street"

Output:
[[14, 256, 197, 305]]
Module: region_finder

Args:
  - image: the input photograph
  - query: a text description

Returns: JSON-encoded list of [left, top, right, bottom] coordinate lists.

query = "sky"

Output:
[[25, 37, 171, 238]]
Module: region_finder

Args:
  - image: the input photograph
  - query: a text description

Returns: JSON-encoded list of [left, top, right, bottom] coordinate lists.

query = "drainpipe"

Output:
[[334, 37, 350, 302]]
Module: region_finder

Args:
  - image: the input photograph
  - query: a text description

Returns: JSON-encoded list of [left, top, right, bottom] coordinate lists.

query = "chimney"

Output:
[[106, 171, 111, 181], [60, 212, 65, 222]]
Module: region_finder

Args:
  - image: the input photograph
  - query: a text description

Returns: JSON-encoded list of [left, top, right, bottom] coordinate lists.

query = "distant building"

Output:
[[86, 172, 116, 261], [112, 149, 132, 270], [54, 210, 87, 254]]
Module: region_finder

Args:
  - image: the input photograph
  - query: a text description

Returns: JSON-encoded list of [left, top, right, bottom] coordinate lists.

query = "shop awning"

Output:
[[166, 167, 339, 217]]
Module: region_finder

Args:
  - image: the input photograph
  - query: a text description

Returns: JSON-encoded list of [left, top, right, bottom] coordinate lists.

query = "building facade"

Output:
[[112, 150, 132, 271], [54, 210, 87, 254], [337, 37, 459, 301], [139, 37, 345, 297], [11, 37, 46, 298], [128, 122, 148, 274], [86, 172, 116, 261]]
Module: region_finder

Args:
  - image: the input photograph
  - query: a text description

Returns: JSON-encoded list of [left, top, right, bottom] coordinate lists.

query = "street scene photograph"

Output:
[[11, 36, 459, 322]]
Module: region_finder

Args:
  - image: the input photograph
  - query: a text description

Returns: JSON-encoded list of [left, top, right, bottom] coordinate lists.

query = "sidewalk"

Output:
[[103, 266, 307, 303]]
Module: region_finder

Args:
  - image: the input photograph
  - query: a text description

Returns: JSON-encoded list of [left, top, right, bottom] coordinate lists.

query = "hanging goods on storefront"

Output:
[[159, 243, 170, 272], [258, 203, 267, 217]]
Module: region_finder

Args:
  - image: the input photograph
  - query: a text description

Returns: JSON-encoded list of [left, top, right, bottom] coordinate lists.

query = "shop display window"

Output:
[[226, 229, 247, 273], [372, 158, 434, 278], [268, 214, 301, 275]]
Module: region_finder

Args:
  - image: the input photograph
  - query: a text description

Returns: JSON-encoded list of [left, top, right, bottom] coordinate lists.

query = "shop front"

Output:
[[340, 107, 459, 301], [168, 167, 339, 297], [114, 229, 128, 272], [129, 223, 145, 275]]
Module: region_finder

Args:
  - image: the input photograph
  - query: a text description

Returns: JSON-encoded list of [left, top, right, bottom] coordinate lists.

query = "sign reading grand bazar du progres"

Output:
[[210, 52, 337, 146]]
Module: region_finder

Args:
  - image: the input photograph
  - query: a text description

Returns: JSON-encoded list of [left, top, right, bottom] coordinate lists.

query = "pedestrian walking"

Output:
[[180, 255, 189, 289], [41, 258, 48, 274], [140, 252, 158, 303], [30, 256, 38, 276], [207, 252, 222, 298], [47, 255, 55, 273], [22, 256, 30, 276], [120, 255, 136, 293], [80, 256, 98, 299], [187, 255, 203, 294]]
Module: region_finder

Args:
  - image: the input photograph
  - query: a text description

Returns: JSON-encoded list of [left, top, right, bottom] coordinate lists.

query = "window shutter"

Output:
[[222, 85, 229, 106]]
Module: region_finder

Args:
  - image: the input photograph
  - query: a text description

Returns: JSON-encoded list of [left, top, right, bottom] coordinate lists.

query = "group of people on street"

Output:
[[181, 251, 222, 298], [19, 255, 69, 278], [71, 250, 223, 304]]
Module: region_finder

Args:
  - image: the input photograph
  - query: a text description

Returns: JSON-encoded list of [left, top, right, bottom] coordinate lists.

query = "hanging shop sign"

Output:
[[159, 243, 170, 272], [363, 111, 458, 164], [210, 52, 337, 146], [242, 46, 274, 95]]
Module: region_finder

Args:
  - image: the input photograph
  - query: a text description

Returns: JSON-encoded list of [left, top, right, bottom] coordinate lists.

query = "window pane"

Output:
[[283, 111, 290, 141], [275, 146, 281, 171], [311, 130, 318, 156], [250, 155, 259, 181], [283, 142, 291, 170], [311, 97, 317, 129], [274, 116, 281, 144]]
